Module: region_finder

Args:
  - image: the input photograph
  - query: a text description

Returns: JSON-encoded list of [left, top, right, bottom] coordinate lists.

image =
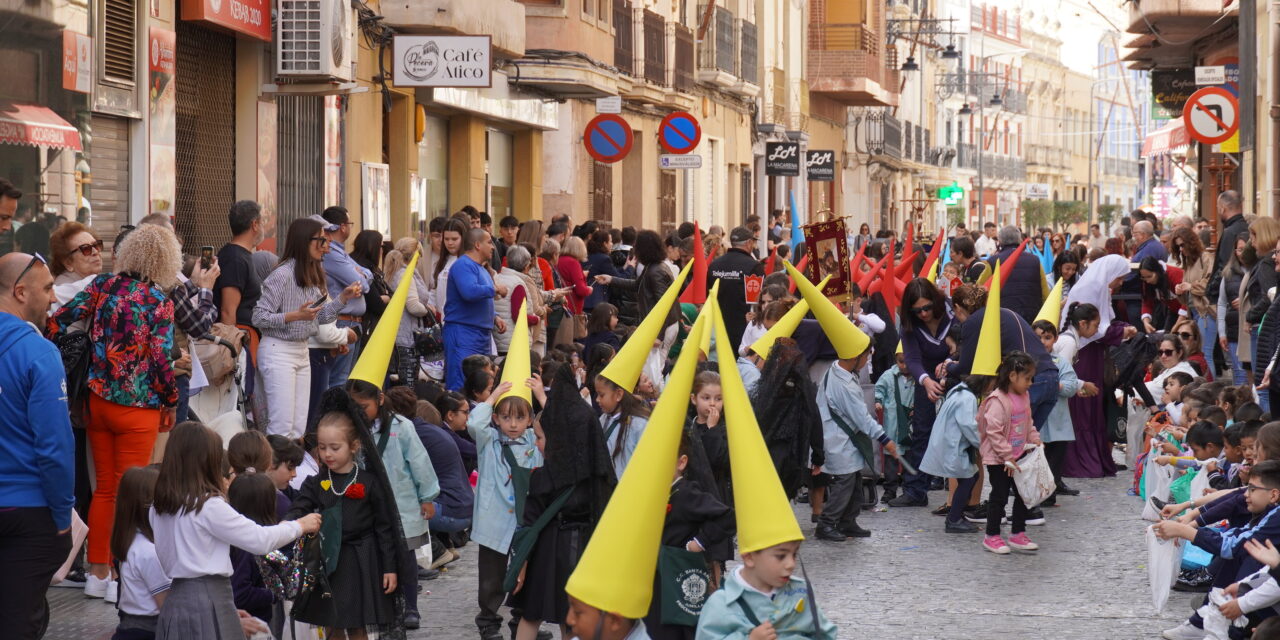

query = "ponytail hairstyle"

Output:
[[434, 390, 469, 425], [994, 351, 1037, 393], [109, 465, 161, 562], [1062, 301, 1100, 334], [227, 430, 272, 476], [464, 368, 495, 403], [1138, 256, 1172, 300], [594, 374, 651, 463]]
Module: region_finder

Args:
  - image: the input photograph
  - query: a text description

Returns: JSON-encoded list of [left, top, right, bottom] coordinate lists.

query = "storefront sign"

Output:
[[805, 150, 835, 181], [765, 142, 800, 176], [1195, 66, 1226, 85], [256, 100, 278, 251], [148, 27, 176, 218], [1025, 183, 1050, 200], [393, 36, 492, 88], [180, 0, 271, 41], [1151, 68, 1196, 120], [62, 31, 92, 94]]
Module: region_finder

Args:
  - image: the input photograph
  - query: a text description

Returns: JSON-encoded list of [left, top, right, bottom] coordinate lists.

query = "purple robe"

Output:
[[1062, 322, 1128, 478]]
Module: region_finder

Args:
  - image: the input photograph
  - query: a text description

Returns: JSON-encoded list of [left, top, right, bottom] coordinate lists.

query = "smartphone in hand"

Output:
[[200, 246, 214, 269], [310, 294, 329, 309]]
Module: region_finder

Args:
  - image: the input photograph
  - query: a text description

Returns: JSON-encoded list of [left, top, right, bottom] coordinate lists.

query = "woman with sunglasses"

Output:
[[1168, 226, 1215, 376], [890, 278, 953, 508], [48, 221, 106, 311], [1170, 317, 1212, 381]]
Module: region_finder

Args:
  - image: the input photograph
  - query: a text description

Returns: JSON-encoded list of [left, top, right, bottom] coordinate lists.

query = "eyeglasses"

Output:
[[1175, 332, 1195, 340], [310, 236, 328, 245], [1158, 349, 1177, 357], [1247, 484, 1271, 493], [13, 252, 46, 290], [74, 240, 104, 256], [911, 303, 934, 315]]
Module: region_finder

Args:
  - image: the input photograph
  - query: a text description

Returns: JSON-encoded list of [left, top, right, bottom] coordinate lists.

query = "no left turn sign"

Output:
[[1183, 86, 1239, 145]]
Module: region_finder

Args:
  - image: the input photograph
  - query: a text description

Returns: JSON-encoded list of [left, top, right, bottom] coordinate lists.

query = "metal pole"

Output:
[[1087, 83, 1095, 226]]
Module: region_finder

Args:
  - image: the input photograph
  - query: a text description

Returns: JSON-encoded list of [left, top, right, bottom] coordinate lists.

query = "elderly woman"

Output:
[[48, 224, 183, 593], [1060, 255, 1138, 479], [48, 221, 105, 310]]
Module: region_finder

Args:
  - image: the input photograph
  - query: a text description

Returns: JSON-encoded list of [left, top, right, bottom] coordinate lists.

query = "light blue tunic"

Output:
[[1041, 353, 1081, 443], [817, 363, 889, 475], [919, 383, 982, 479], [466, 402, 543, 553], [695, 567, 837, 640]]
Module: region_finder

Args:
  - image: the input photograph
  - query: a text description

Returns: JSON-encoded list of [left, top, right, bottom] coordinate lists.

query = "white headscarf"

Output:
[[1060, 254, 1132, 348]]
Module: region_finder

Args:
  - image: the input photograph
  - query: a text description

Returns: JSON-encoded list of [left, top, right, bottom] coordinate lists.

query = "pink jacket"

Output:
[[978, 388, 1041, 465]]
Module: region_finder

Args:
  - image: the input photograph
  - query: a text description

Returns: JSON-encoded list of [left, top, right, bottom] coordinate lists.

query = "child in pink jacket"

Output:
[[978, 351, 1042, 555]]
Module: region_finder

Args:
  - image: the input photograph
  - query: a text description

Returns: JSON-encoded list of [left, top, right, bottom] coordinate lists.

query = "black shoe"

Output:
[[929, 478, 945, 491], [536, 630, 554, 640], [1150, 495, 1168, 513], [419, 567, 441, 581], [1026, 507, 1046, 526], [1173, 567, 1214, 592], [945, 519, 978, 533], [887, 494, 928, 507], [930, 503, 951, 516], [1056, 483, 1081, 496], [963, 503, 987, 523], [880, 488, 898, 503], [404, 611, 421, 629], [810, 512, 820, 523], [796, 487, 810, 504], [1040, 495, 1057, 508], [840, 524, 871, 538], [481, 629, 504, 640], [814, 526, 848, 541]]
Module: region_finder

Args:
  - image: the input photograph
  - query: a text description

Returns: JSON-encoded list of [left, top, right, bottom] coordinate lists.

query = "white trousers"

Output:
[[257, 336, 311, 439]]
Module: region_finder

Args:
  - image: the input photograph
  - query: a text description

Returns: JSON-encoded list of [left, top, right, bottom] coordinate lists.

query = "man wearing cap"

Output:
[[315, 206, 371, 390], [708, 226, 765, 355]]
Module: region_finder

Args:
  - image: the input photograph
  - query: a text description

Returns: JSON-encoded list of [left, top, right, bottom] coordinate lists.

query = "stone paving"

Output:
[[44, 468, 1197, 640]]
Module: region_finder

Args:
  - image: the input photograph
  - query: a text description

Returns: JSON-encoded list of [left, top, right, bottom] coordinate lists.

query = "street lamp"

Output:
[[901, 55, 920, 72], [958, 102, 972, 116], [1085, 78, 1117, 227], [968, 46, 1029, 227]]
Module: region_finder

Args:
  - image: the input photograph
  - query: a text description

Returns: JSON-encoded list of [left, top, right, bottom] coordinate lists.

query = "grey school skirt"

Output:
[[156, 575, 242, 640]]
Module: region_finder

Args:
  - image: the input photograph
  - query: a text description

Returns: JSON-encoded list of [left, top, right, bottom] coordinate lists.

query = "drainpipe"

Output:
[[1271, 1, 1280, 217]]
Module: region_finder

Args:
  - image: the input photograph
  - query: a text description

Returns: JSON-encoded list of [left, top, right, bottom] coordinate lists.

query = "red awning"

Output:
[[0, 102, 82, 151], [1141, 119, 1190, 157]]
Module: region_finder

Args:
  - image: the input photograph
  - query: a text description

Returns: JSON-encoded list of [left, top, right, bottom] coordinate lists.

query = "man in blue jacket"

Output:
[[986, 225, 1045, 324], [444, 228, 507, 390], [0, 252, 74, 639]]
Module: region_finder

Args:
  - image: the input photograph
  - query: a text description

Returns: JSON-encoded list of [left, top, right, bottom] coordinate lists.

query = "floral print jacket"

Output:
[[49, 273, 178, 409]]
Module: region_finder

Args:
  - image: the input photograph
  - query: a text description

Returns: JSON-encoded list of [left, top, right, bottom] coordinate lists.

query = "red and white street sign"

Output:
[[1183, 86, 1239, 145]]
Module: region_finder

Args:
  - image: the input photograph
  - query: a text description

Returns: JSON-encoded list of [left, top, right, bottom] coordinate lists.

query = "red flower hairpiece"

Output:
[[347, 483, 366, 500]]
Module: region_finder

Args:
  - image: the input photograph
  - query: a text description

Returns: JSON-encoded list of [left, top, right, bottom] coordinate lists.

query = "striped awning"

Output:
[[0, 102, 82, 151], [1141, 119, 1190, 157]]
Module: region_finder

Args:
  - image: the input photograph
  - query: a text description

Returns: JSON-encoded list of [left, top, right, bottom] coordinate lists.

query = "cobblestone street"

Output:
[[45, 469, 1194, 640]]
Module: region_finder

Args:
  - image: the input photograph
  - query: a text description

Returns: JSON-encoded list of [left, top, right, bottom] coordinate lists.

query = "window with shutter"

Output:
[[102, 0, 136, 85]]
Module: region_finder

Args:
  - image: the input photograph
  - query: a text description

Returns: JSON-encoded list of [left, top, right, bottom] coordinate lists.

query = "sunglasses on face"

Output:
[[1159, 349, 1177, 357], [1175, 331, 1194, 340], [74, 240, 104, 256], [911, 303, 934, 315]]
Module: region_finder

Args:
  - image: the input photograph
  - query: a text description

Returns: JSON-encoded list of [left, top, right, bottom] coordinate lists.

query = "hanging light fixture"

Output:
[[958, 103, 972, 116], [941, 44, 960, 59], [989, 93, 1003, 107], [901, 55, 919, 71]]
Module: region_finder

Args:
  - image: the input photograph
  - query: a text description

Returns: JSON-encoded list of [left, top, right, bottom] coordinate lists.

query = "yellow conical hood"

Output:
[[972, 260, 1003, 376], [783, 261, 870, 359], [696, 280, 721, 356], [1035, 278, 1064, 327], [565, 314, 708, 618], [747, 275, 832, 358], [349, 252, 420, 389], [896, 340, 903, 355], [600, 260, 693, 392], [714, 302, 804, 553], [495, 300, 531, 405]]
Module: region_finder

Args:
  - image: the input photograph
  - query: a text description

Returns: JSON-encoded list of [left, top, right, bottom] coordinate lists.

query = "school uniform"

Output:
[[644, 477, 736, 640], [873, 367, 914, 492], [816, 363, 891, 534], [919, 383, 982, 524], [737, 357, 762, 396], [149, 498, 301, 640], [115, 532, 171, 640], [1185, 503, 1280, 632], [601, 412, 648, 480], [466, 402, 543, 635], [284, 468, 399, 629], [1042, 353, 1082, 491], [694, 566, 837, 640], [371, 414, 440, 615]]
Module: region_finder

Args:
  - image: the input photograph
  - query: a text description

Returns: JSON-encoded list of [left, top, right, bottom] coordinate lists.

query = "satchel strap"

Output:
[[736, 598, 762, 627]]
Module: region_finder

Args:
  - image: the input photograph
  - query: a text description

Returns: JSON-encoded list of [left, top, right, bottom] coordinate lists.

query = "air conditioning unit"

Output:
[[277, 0, 355, 82]]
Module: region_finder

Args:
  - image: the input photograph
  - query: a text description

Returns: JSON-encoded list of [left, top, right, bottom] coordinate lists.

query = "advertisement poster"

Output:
[[256, 100, 278, 251], [148, 27, 176, 218], [1151, 68, 1196, 120], [361, 163, 391, 237], [324, 95, 343, 207], [62, 31, 92, 94]]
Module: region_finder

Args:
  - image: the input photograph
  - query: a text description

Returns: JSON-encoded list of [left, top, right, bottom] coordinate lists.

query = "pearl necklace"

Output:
[[327, 464, 360, 496]]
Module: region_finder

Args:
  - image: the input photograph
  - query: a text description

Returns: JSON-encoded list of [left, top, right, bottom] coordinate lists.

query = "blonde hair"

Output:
[[1251, 217, 1280, 254], [115, 224, 182, 290], [561, 236, 588, 261], [383, 249, 406, 281], [394, 237, 430, 283]]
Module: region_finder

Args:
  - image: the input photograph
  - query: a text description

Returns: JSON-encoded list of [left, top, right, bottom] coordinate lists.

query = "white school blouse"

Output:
[[119, 532, 170, 617], [149, 497, 301, 579]]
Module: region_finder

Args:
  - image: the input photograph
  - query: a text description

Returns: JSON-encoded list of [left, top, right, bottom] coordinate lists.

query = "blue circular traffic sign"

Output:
[[583, 114, 633, 164], [659, 111, 701, 154]]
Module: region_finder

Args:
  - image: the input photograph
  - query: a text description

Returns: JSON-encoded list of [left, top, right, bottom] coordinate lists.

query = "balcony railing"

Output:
[[740, 20, 757, 84], [643, 10, 667, 86], [614, 0, 634, 76], [958, 142, 977, 169], [674, 24, 695, 91], [808, 22, 879, 57], [867, 113, 902, 158]]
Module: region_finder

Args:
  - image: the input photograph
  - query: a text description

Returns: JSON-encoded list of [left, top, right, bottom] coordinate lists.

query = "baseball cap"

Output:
[[309, 214, 340, 232], [730, 226, 755, 244]]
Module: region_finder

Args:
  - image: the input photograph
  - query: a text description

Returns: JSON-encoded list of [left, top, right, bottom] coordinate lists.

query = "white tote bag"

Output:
[[1147, 525, 1183, 612], [1013, 446, 1056, 508], [1142, 459, 1177, 522]]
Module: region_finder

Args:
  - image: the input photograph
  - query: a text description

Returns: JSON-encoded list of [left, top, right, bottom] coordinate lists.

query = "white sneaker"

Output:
[[1161, 622, 1207, 640], [104, 580, 119, 604], [84, 574, 110, 598]]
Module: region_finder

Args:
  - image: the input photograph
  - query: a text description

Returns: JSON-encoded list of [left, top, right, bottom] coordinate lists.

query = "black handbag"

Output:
[[412, 309, 444, 360], [55, 286, 101, 426]]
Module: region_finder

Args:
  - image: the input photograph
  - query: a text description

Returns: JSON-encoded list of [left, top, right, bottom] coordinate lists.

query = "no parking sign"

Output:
[[583, 114, 634, 164], [659, 111, 701, 154]]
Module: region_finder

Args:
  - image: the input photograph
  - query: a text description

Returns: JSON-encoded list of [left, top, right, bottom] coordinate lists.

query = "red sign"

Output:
[[659, 111, 701, 154], [62, 31, 92, 94], [1183, 86, 1238, 145], [744, 274, 763, 304], [180, 0, 272, 42], [583, 114, 633, 164], [149, 27, 175, 75]]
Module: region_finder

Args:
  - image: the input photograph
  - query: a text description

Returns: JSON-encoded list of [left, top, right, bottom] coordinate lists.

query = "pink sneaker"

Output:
[[1008, 532, 1040, 551], [983, 535, 1010, 554]]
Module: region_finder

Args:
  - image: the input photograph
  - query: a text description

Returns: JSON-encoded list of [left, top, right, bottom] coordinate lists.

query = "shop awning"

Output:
[[0, 102, 82, 151], [1141, 119, 1190, 157]]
